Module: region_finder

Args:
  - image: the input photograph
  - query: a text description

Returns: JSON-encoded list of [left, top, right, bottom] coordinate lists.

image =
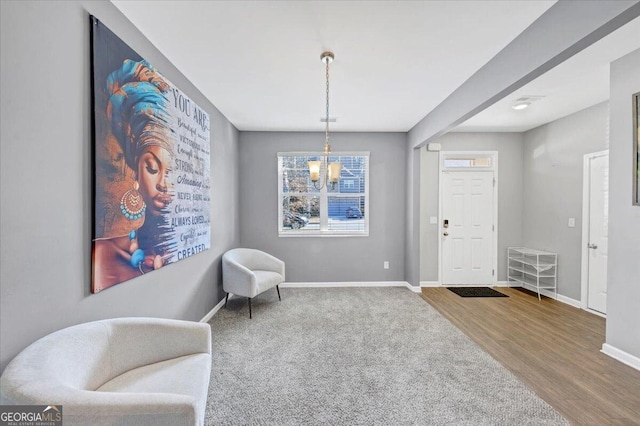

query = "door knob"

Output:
[[588, 243, 598, 249], [443, 232, 449, 237]]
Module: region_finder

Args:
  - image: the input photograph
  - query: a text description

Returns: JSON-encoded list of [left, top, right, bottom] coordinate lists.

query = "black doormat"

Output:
[[446, 287, 508, 298]]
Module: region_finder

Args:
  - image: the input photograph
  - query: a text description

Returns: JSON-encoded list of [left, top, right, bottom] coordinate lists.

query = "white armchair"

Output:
[[222, 248, 285, 318], [0, 318, 211, 426]]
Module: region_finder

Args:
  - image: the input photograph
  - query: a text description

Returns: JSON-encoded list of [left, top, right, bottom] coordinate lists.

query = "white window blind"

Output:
[[278, 152, 369, 236]]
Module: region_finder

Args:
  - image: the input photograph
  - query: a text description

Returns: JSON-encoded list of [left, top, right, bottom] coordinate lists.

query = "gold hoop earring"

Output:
[[120, 181, 146, 220]]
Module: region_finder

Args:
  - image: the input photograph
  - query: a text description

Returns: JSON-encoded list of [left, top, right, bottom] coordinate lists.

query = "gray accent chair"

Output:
[[0, 317, 211, 426], [222, 248, 285, 318]]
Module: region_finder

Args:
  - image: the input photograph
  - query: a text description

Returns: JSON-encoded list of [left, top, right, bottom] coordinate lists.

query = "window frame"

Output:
[[441, 152, 496, 170], [277, 151, 370, 237]]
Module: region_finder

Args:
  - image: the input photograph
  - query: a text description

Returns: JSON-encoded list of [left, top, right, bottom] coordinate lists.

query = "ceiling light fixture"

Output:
[[511, 95, 545, 111], [308, 51, 341, 190], [512, 101, 531, 110]]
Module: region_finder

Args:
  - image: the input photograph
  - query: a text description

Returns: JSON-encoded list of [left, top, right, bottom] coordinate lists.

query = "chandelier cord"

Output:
[[325, 55, 330, 146], [312, 52, 338, 191]]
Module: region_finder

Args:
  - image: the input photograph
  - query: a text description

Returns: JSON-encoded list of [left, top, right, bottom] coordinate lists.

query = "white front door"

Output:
[[441, 171, 495, 285], [587, 153, 608, 314]]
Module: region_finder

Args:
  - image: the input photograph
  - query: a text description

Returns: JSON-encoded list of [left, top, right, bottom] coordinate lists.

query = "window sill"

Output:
[[278, 231, 369, 238]]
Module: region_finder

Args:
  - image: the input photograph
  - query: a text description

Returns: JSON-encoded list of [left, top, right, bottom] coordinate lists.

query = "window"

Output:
[[442, 155, 492, 169], [278, 152, 369, 236]]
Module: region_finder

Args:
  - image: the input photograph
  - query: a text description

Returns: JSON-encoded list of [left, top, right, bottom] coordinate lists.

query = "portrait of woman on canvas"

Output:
[[92, 59, 177, 293]]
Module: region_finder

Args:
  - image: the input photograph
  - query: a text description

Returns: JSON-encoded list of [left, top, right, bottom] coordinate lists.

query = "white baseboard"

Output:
[[556, 293, 582, 309], [585, 308, 606, 318], [200, 295, 228, 323], [601, 343, 640, 371], [513, 284, 581, 302], [504, 283, 582, 309], [421, 282, 509, 287], [282, 281, 414, 291], [199, 282, 581, 323], [417, 281, 525, 287], [419, 281, 516, 288], [201, 282, 415, 322]]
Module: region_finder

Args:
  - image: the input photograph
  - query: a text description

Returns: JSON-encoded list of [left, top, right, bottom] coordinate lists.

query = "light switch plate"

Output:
[[568, 218, 576, 228], [429, 216, 437, 225]]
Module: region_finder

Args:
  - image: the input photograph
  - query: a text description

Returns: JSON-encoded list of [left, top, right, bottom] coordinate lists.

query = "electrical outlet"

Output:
[[383, 261, 389, 270]]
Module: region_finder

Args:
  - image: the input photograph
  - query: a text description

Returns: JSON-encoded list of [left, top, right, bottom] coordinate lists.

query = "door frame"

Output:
[[580, 149, 608, 317], [438, 151, 498, 286]]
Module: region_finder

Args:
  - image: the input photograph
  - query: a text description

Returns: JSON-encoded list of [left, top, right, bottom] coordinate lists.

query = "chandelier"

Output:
[[308, 51, 342, 190]]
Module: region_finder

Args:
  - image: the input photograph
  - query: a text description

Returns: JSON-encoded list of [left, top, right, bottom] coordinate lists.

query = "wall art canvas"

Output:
[[90, 16, 211, 293], [634, 91, 639, 206]]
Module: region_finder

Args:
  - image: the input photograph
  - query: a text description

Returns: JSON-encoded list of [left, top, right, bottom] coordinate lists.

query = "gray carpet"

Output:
[[206, 287, 568, 425]]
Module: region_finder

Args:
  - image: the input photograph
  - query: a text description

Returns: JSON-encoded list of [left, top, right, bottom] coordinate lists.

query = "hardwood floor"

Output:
[[420, 286, 640, 426]]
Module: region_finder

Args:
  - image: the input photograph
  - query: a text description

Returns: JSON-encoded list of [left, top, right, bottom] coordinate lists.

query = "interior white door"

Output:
[[587, 153, 608, 314], [441, 171, 494, 285]]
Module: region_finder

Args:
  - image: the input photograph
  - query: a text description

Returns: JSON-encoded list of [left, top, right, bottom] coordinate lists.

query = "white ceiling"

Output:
[[457, 14, 640, 132], [112, 1, 640, 134]]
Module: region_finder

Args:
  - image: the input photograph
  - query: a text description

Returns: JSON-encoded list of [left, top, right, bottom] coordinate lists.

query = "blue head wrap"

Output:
[[107, 60, 172, 170]]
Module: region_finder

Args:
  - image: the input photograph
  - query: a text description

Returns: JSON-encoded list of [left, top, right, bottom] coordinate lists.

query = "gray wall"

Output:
[[606, 48, 640, 359], [0, 1, 239, 372], [419, 147, 439, 282], [239, 132, 406, 282], [405, 147, 421, 287], [419, 133, 524, 282], [522, 102, 609, 301]]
